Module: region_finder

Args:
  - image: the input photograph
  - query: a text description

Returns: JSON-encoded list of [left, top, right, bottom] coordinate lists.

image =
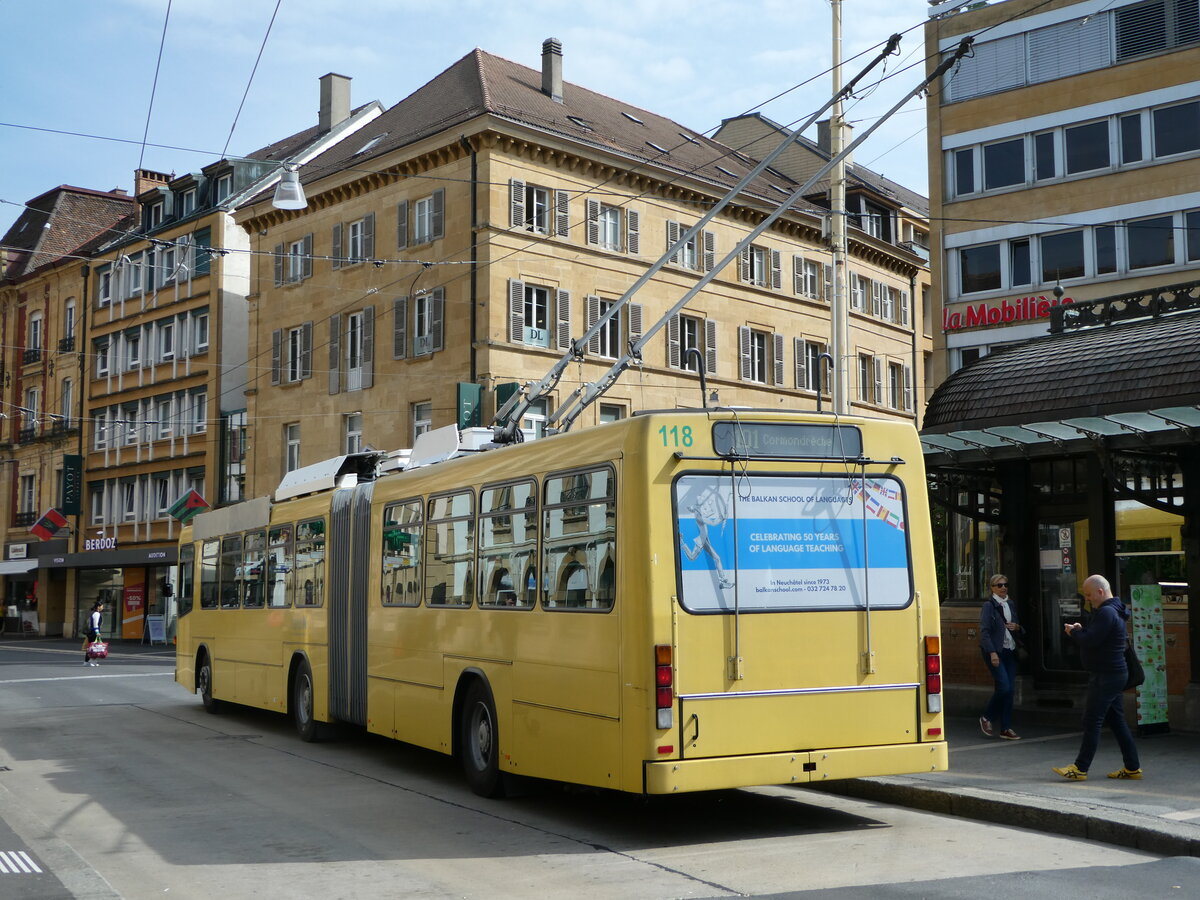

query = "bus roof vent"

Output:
[[275, 452, 381, 501], [403, 425, 499, 470]]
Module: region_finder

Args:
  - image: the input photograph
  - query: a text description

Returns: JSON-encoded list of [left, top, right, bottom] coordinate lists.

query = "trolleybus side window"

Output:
[[674, 472, 913, 613], [220, 535, 242, 608], [243, 530, 266, 609], [200, 539, 219, 609], [295, 518, 325, 607], [479, 480, 537, 609], [178, 543, 195, 616], [426, 490, 474, 607], [267, 524, 293, 608], [381, 499, 422, 607], [543, 466, 616, 611]]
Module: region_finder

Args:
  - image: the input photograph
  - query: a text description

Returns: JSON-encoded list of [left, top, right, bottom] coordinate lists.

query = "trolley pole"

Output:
[[830, 0, 850, 414]]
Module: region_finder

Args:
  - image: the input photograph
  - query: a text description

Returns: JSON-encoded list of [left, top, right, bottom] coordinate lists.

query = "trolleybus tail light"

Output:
[[655, 644, 673, 730], [924, 635, 942, 714]]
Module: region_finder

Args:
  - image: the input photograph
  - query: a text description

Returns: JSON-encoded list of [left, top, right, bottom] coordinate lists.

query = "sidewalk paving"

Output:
[[5, 637, 1197, 856], [813, 712, 1200, 857]]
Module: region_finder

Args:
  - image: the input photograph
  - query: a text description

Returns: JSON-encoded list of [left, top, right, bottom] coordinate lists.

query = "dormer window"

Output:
[[214, 173, 233, 203], [148, 200, 164, 229], [179, 188, 197, 216]]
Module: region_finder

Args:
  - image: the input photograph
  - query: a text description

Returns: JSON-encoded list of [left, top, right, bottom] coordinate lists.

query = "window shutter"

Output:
[[705, 318, 718, 375], [555, 190, 569, 237], [738, 247, 750, 283], [666, 220, 680, 264], [361, 304, 375, 389], [508, 279, 525, 343], [703, 230, 716, 272], [332, 223, 343, 269], [871, 280, 882, 317], [586, 295, 601, 355], [626, 209, 639, 255], [393, 297, 409, 359], [271, 329, 281, 384], [509, 179, 525, 228], [793, 256, 803, 294], [771, 250, 782, 290], [431, 287, 445, 352], [396, 201, 409, 250], [362, 212, 375, 261], [900, 290, 910, 326], [773, 332, 785, 385], [329, 314, 342, 395], [556, 289, 572, 350], [273, 244, 284, 287], [903, 364, 913, 411], [942, 33, 1025, 103], [794, 337, 805, 389], [738, 326, 752, 381], [302, 234, 313, 280], [1116, 0, 1169, 60], [668, 315, 681, 368], [432, 188, 445, 240], [628, 302, 643, 346], [301, 321, 313, 378], [823, 264, 833, 302], [873, 357, 884, 404], [586, 200, 600, 246]]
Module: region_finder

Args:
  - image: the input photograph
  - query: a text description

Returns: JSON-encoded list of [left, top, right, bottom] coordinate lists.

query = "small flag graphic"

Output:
[[31, 508, 68, 541], [168, 489, 210, 524]]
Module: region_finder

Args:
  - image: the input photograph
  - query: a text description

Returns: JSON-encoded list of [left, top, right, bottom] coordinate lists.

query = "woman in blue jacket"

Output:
[[979, 573, 1023, 740], [1053, 574, 1141, 781]]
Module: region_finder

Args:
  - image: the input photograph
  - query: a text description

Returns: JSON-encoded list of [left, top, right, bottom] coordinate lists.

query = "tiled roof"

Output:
[[923, 311, 1200, 432], [1, 186, 134, 282], [286, 48, 822, 213]]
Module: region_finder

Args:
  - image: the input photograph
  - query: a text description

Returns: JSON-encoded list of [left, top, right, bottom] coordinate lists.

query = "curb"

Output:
[[810, 776, 1200, 858]]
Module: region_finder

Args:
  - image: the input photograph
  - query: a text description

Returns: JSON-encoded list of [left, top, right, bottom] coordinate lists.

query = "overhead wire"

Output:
[[137, 0, 173, 172]]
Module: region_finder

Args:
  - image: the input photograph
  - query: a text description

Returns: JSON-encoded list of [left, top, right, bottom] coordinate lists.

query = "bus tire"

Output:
[[198, 653, 221, 714], [459, 680, 505, 798], [292, 660, 322, 742]]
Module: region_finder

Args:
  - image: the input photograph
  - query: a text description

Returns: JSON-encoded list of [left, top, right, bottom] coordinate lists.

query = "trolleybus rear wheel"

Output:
[[198, 653, 221, 714]]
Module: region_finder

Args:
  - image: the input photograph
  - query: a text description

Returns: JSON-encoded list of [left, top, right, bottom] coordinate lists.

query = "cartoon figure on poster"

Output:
[[678, 479, 735, 591]]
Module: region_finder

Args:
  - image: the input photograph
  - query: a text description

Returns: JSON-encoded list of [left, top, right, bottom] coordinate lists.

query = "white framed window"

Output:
[[599, 404, 625, 423], [668, 313, 717, 375], [525, 185, 551, 233], [19, 474, 36, 515], [89, 485, 105, 525], [741, 327, 768, 383], [96, 341, 111, 377], [595, 298, 621, 359], [285, 423, 301, 474], [194, 312, 209, 351], [797, 339, 829, 393], [28, 312, 43, 353], [412, 195, 434, 244], [850, 274, 867, 311], [158, 244, 177, 286], [190, 391, 208, 433], [156, 399, 173, 439], [122, 480, 137, 521], [123, 406, 140, 446], [160, 320, 175, 360], [154, 477, 172, 517], [60, 379, 73, 426], [64, 299, 77, 342], [179, 188, 197, 216], [126, 331, 141, 370], [412, 402, 432, 443], [858, 354, 875, 404], [412, 290, 444, 356], [97, 268, 113, 307], [214, 173, 232, 202], [523, 285, 551, 348], [345, 412, 363, 455], [22, 387, 39, 430], [520, 399, 548, 442], [742, 245, 770, 287], [598, 204, 621, 250], [346, 312, 364, 391], [288, 239, 306, 282], [148, 200, 164, 229], [287, 327, 304, 382]]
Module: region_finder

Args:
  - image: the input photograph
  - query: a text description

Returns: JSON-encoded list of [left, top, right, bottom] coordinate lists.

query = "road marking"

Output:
[[0, 850, 43, 874], [0, 672, 173, 684], [1161, 808, 1200, 821]]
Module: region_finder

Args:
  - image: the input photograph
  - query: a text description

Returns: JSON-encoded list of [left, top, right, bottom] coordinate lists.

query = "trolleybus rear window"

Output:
[[712, 422, 862, 459], [675, 473, 912, 613]]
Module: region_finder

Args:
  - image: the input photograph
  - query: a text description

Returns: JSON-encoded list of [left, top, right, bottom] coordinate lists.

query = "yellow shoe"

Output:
[[1107, 767, 1142, 779], [1052, 764, 1088, 781]]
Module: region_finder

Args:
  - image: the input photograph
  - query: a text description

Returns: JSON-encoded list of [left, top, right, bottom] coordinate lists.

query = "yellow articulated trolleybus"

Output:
[[175, 410, 948, 797]]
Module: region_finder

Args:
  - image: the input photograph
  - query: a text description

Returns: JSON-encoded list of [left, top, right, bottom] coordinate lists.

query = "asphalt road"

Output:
[[0, 642, 1180, 899]]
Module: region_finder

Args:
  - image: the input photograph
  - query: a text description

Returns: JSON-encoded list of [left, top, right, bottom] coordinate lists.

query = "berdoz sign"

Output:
[[944, 294, 1073, 332]]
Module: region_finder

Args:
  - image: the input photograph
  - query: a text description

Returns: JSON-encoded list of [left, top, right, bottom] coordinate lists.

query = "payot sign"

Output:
[[943, 294, 1074, 332]]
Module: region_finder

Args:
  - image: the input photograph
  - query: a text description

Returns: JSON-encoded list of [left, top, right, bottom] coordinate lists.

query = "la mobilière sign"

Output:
[[943, 293, 1074, 332]]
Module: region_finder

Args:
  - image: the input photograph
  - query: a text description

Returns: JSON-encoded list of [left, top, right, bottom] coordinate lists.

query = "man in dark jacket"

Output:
[[1052, 574, 1142, 781]]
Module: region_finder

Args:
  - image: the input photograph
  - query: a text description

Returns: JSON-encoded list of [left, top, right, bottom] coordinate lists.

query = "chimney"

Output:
[[541, 38, 563, 103], [134, 168, 170, 196], [816, 118, 853, 166], [320, 73, 352, 132]]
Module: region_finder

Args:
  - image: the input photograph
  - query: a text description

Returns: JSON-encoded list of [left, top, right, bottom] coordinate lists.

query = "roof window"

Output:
[[621, 111, 645, 125]]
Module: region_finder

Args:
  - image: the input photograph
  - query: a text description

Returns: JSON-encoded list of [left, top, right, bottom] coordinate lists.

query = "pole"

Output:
[[831, 0, 850, 413]]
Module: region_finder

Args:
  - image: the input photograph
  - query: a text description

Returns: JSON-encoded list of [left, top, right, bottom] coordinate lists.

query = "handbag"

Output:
[[86, 641, 109, 660], [1123, 639, 1144, 691]]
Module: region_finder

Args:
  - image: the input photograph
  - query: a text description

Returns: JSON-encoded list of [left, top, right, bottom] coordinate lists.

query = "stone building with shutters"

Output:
[[237, 39, 932, 495]]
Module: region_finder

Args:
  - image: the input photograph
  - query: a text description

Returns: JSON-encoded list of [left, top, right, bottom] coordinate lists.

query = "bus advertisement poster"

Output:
[[676, 474, 910, 612]]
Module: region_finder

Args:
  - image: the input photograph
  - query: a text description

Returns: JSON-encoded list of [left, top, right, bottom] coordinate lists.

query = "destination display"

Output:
[[711, 423, 862, 459]]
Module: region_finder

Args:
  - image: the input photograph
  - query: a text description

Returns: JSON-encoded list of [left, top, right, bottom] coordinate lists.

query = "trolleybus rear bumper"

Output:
[[643, 740, 948, 794]]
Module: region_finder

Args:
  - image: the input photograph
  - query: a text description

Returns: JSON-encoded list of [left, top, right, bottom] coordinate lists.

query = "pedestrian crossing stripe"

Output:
[[0, 850, 42, 874]]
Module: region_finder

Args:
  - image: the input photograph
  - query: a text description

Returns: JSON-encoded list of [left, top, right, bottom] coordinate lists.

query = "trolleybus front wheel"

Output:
[[460, 680, 504, 797], [198, 653, 221, 714]]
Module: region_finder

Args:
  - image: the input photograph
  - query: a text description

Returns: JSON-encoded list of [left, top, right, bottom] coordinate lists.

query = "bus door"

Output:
[[671, 468, 922, 760], [329, 482, 374, 726]]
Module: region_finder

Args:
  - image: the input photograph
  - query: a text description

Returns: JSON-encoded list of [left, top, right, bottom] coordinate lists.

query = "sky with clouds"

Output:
[[1, 0, 942, 237]]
